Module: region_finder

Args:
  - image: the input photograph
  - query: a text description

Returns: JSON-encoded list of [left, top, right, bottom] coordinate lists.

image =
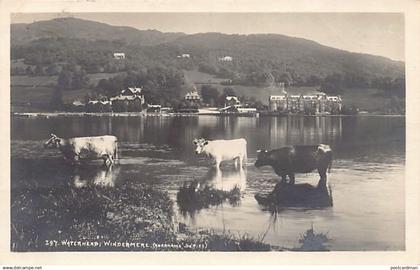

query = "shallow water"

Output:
[[11, 115, 405, 250]]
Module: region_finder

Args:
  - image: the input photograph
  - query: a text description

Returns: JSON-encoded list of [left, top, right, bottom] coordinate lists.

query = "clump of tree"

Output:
[[200, 85, 219, 107], [96, 66, 186, 107], [57, 64, 90, 90]]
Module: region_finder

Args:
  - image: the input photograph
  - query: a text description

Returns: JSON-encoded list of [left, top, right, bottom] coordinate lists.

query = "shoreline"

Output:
[[11, 111, 406, 118]]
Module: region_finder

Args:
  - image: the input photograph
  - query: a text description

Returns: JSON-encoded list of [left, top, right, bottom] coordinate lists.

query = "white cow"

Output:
[[44, 134, 118, 167], [193, 138, 247, 168]]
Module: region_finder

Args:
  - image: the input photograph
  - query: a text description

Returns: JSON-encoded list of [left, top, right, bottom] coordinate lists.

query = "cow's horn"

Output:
[[256, 150, 262, 153], [51, 133, 57, 137]]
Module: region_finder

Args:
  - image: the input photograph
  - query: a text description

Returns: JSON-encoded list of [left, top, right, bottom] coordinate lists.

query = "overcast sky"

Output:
[[11, 13, 405, 61]]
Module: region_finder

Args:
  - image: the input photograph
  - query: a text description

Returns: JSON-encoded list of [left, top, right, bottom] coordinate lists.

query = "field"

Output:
[[10, 72, 125, 112]]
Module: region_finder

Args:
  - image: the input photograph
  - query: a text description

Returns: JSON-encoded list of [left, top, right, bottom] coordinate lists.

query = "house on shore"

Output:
[[86, 100, 112, 113], [113, 52, 125, 60], [269, 91, 342, 115], [184, 88, 202, 108], [224, 96, 241, 108], [84, 87, 145, 113], [177, 53, 191, 58], [110, 87, 145, 112], [218, 56, 233, 62]]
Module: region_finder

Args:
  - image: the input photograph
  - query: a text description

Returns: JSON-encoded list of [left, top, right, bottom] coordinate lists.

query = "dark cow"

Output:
[[254, 144, 333, 187]]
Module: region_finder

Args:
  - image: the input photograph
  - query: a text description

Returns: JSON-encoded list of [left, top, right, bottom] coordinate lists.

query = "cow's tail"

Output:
[[327, 150, 333, 173], [114, 139, 119, 163]]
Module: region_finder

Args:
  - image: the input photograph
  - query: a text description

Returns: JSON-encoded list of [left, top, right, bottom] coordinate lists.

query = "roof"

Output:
[[88, 100, 111, 105], [72, 100, 84, 106], [110, 95, 143, 101], [121, 87, 142, 95], [226, 96, 239, 101], [327, 96, 342, 101], [270, 95, 287, 100], [185, 91, 200, 99]]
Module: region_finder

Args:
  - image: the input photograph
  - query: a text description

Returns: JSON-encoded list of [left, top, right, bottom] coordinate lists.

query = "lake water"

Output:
[[11, 115, 405, 250]]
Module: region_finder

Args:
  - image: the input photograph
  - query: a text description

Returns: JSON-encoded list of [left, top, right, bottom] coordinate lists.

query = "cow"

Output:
[[254, 144, 333, 188], [193, 138, 247, 168], [44, 134, 118, 167]]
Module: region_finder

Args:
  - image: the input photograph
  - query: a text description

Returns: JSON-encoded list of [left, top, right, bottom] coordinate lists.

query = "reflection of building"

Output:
[[269, 92, 342, 115], [266, 116, 343, 149]]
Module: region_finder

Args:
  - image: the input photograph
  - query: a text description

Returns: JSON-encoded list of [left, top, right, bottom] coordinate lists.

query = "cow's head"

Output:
[[44, 133, 61, 149], [193, 138, 209, 154], [255, 149, 270, 168]]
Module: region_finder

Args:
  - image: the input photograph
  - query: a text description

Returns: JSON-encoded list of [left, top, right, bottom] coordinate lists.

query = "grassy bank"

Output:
[[11, 180, 273, 251]]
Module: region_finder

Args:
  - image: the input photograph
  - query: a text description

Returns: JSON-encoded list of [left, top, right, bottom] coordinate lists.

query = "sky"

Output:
[[11, 12, 405, 61]]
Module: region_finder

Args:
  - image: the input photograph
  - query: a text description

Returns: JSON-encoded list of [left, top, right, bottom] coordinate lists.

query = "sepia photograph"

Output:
[[8, 11, 407, 252], [1, 1, 419, 266]]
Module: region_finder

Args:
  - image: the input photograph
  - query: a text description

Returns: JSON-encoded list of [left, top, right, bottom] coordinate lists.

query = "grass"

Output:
[[11, 75, 58, 87], [11, 181, 175, 251], [293, 225, 330, 251], [10, 72, 125, 108], [11, 173, 272, 251]]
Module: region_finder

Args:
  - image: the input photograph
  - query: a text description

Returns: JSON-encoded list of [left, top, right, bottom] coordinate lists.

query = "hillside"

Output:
[[10, 17, 405, 113], [11, 17, 185, 46]]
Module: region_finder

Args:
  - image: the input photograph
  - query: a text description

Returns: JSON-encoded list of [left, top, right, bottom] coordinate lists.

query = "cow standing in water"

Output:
[[254, 144, 333, 188], [193, 138, 247, 168], [44, 134, 118, 167]]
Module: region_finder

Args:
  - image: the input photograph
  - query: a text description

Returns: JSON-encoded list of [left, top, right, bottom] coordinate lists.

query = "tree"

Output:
[[321, 73, 344, 95], [57, 70, 73, 90], [50, 87, 63, 110], [201, 85, 219, 106], [57, 66, 89, 90], [305, 75, 321, 86], [46, 64, 62, 76], [34, 65, 45, 76]]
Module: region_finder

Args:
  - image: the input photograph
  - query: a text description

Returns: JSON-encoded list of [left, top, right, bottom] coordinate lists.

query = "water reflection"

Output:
[[204, 167, 247, 191], [11, 115, 405, 250], [255, 182, 333, 212], [72, 165, 120, 188]]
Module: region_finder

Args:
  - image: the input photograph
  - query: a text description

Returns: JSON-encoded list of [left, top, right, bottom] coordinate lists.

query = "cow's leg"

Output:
[[317, 167, 327, 188], [73, 155, 81, 166], [103, 155, 113, 167], [214, 158, 222, 168], [288, 173, 295, 185], [238, 155, 244, 168], [280, 174, 288, 183]]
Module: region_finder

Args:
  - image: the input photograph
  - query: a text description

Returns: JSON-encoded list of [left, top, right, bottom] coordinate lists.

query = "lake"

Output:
[[11, 115, 405, 251]]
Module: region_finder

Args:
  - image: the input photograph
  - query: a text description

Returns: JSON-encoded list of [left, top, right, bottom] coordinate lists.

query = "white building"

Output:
[[218, 56, 233, 62], [113, 52, 125, 59]]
